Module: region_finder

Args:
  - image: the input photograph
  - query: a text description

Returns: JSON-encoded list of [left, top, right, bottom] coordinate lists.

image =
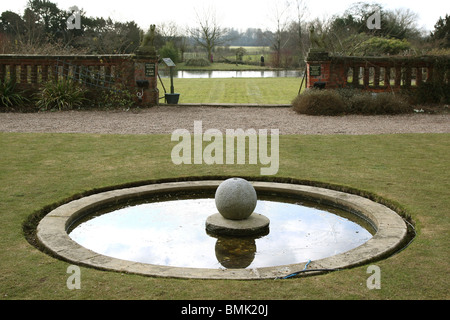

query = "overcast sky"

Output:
[[0, 0, 447, 32]]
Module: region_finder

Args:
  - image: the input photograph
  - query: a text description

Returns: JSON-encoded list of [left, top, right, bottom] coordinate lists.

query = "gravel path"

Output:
[[0, 106, 449, 135]]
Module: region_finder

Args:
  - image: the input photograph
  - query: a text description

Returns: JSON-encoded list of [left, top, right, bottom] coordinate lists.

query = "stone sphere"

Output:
[[215, 178, 257, 220]]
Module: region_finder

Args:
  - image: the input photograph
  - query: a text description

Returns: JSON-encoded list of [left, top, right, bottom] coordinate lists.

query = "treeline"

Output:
[[0, 0, 141, 54], [0, 1, 449, 68], [226, 28, 272, 47]]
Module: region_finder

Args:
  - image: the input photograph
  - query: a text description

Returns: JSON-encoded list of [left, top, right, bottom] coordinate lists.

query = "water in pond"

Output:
[[158, 70, 303, 79], [69, 197, 373, 269]]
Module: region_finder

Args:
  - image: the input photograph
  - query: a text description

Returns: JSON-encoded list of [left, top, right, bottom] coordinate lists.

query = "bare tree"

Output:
[[267, 0, 294, 67], [157, 21, 189, 61], [294, 0, 309, 59], [158, 21, 181, 43], [188, 6, 229, 61], [383, 8, 420, 39]]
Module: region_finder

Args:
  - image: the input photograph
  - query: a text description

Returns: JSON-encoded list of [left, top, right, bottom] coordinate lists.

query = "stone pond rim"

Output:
[[35, 178, 409, 280]]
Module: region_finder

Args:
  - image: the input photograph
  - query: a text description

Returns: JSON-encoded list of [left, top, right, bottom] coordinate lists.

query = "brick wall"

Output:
[[0, 53, 159, 105], [306, 50, 450, 92]]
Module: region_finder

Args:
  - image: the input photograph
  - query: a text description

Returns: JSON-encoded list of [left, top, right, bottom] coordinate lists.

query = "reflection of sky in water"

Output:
[[69, 199, 372, 269], [158, 70, 303, 79]]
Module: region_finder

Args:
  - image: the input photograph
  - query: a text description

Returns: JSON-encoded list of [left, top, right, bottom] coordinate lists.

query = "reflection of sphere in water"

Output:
[[214, 237, 256, 269], [215, 178, 257, 220]]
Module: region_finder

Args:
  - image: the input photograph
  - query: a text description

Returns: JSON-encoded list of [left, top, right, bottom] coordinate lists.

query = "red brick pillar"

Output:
[[133, 53, 159, 106], [305, 50, 330, 89]]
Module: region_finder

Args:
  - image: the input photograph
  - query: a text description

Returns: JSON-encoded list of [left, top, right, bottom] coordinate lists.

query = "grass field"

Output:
[[159, 77, 303, 104], [0, 132, 449, 300], [184, 47, 271, 66]]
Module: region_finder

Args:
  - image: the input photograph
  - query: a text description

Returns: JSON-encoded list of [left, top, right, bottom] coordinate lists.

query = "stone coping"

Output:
[[36, 180, 408, 280], [0, 54, 133, 59]]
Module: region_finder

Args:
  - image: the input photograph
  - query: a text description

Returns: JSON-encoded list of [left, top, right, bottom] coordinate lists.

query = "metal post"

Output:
[[170, 66, 174, 94]]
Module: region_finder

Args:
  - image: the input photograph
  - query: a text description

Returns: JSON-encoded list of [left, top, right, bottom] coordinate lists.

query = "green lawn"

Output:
[[159, 77, 303, 104], [0, 132, 448, 300]]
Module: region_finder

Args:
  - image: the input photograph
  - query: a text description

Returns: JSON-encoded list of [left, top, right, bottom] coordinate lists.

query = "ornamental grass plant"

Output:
[[35, 80, 87, 111], [0, 80, 29, 109]]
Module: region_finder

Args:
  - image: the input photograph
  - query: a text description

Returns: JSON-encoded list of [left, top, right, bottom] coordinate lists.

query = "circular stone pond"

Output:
[[36, 180, 408, 280]]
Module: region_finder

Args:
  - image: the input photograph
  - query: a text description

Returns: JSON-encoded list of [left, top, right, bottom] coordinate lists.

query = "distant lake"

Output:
[[159, 70, 303, 78]]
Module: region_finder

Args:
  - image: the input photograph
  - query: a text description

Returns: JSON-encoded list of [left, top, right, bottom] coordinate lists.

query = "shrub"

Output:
[[292, 89, 346, 115], [292, 88, 412, 115], [366, 93, 411, 114], [0, 80, 29, 109], [91, 85, 136, 109], [342, 89, 411, 114], [358, 37, 411, 56], [36, 80, 87, 111], [159, 42, 180, 63], [185, 58, 211, 67], [411, 82, 450, 104]]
